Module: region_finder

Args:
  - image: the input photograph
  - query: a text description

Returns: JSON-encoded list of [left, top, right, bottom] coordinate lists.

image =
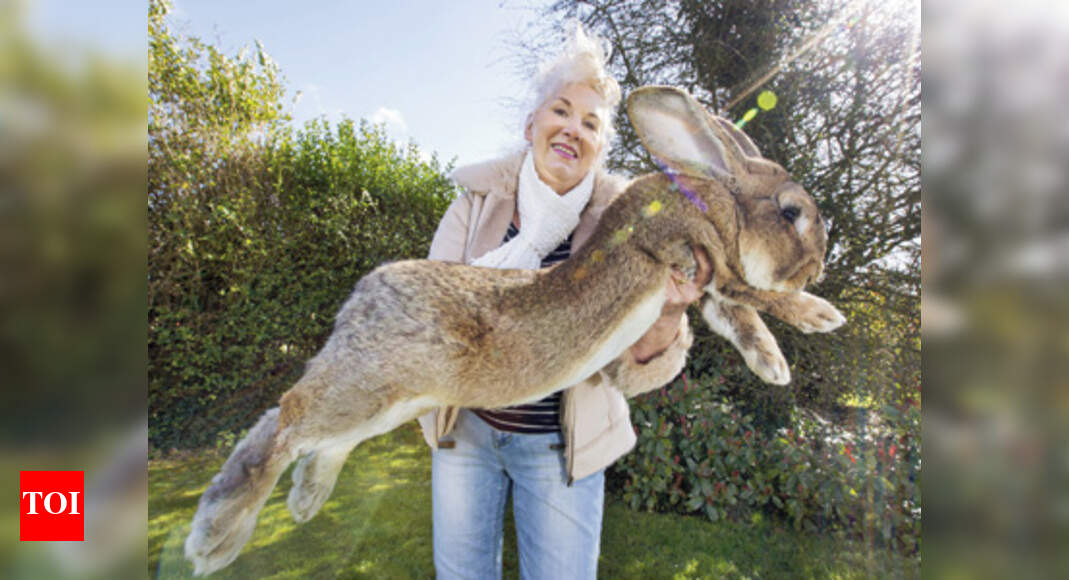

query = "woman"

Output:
[[418, 26, 711, 579]]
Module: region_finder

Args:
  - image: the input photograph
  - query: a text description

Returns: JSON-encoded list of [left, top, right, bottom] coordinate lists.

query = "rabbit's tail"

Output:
[[185, 407, 297, 576]]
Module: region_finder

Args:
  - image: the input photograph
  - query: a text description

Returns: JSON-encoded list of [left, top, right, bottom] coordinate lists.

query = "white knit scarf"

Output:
[[472, 150, 595, 270]]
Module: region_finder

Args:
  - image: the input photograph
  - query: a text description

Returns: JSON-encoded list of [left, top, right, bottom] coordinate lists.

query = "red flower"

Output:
[[843, 444, 856, 464]]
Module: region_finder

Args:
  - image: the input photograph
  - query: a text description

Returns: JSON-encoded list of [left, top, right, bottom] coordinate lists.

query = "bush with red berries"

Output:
[[612, 372, 921, 554]]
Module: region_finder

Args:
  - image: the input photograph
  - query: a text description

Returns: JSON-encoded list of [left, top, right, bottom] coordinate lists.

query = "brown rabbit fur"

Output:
[[184, 86, 844, 575]]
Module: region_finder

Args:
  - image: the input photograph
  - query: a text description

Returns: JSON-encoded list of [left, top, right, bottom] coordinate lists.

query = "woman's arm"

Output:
[[630, 246, 712, 363], [600, 246, 711, 398], [428, 193, 473, 262]]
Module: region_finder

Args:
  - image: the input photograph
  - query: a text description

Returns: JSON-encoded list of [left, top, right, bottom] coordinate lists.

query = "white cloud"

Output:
[[370, 106, 408, 135], [291, 84, 330, 126]]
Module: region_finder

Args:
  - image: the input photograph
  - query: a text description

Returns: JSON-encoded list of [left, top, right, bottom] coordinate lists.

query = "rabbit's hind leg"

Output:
[[185, 408, 300, 576], [284, 387, 439, 524], [287, 444, 353, 523]]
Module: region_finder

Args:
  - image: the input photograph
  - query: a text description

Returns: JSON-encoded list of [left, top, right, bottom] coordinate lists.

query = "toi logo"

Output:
[[20, 471, 84, 541]]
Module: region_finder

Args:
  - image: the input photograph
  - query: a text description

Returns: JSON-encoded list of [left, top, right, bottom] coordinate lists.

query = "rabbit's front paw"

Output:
[[784, 292, 846, 334], [742, 336, 791, 385], [702, 297, 791, 385], [663, 242, 697, 281]]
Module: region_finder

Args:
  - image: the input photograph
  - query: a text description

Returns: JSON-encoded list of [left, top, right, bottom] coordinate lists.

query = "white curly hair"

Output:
[[526, 22, 622, 154]]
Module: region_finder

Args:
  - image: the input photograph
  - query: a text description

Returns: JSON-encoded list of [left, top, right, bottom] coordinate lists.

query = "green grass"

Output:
[[150, 426, 918, 579]]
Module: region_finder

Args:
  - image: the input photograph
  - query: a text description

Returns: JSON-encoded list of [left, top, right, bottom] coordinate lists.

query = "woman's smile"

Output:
[[551, 143, 579, 160]]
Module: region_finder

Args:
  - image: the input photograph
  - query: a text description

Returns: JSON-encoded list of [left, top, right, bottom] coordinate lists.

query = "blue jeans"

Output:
[[432, 409, 604, 580]]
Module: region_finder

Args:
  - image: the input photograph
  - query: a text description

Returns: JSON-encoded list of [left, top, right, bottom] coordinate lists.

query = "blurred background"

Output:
[[0, 0, 1066, 577], [1, 0, 146, 577], [922, 0, 1069, 577]]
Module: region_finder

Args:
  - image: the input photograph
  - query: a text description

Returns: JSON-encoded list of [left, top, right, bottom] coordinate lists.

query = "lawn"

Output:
[[150, 425, 918, 579]]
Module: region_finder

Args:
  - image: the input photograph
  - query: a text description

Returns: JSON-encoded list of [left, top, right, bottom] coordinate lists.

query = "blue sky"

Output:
[[164, 1, 552, 168], [23, 0, 554, 166]]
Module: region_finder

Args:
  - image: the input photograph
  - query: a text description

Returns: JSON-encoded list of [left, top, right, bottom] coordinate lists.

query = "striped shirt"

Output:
[[472, 221, 572, 433]]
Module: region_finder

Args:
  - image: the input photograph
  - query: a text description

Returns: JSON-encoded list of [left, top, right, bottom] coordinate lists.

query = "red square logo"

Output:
[[20, 471, 84, 541]]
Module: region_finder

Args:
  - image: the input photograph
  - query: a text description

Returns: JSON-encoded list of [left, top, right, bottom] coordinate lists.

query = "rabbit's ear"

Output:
[[712, 116, 785, 176], [714, 116, 762, 159], [627, 86, 735, 179]]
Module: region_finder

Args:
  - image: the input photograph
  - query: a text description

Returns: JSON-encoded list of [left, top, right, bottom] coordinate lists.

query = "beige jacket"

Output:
[[417, 150, 693, 481]]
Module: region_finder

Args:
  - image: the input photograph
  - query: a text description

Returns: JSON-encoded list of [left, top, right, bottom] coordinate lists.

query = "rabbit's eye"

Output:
[[780, 206, 800, 223]]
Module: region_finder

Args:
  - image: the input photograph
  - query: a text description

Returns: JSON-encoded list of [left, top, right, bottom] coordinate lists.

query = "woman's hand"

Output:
[[630, 246, 712, 363]]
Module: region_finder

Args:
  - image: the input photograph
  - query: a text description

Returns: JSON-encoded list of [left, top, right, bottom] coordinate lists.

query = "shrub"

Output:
[[148, 121, 455, 450], [613, 372, 921, 554]]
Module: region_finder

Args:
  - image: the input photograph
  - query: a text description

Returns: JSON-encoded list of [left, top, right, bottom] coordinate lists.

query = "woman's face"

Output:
[[525, 82, 608, 194]]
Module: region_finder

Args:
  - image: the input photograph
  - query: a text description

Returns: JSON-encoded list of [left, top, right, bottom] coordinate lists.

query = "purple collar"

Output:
[[653, 158, 709, 212]]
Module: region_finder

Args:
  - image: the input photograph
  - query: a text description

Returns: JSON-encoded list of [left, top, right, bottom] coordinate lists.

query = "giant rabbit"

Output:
[[184, 86, 845, 575]]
